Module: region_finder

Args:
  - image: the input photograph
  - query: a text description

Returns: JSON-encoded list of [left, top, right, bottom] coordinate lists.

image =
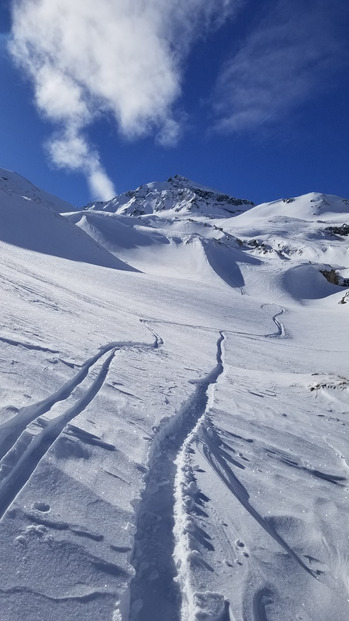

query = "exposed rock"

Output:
[[325, 224, 349, 237], [320, 268, 349, 287]]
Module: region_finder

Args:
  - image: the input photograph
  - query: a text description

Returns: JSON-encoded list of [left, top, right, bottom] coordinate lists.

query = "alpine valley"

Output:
[[0, 169, 348, 621]]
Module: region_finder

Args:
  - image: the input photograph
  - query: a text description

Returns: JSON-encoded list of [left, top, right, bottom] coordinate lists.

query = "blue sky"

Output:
[[1, 0, 349, 207]]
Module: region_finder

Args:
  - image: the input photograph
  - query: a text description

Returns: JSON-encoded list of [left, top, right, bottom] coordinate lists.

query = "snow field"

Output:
[[0, 170, 348, 620]]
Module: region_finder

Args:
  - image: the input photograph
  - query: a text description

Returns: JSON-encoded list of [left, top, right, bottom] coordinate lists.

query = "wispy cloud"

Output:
[[212, 0, 349, 134], [9, 0, 239, 199]]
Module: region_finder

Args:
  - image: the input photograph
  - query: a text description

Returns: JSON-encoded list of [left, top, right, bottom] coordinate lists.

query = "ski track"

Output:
[[172, 306, 317, 621], [139, 319, 164, 348], [172, 333, 230, 621], [0, 308, 342, 618], [127, 307, 287, 621], [261, 304, 286, 338], [0, 350, 115, 520], [128, 332, 225, 621], [0, 325, 161, 521], [137, 316, 281, 342], [0, 336, 159, 462], [271, 308, 285, 337]]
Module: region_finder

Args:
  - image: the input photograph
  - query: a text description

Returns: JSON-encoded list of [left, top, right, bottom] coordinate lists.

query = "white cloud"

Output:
[[212, 0, 349, 134], [9, 0, 239, 199], [46, 126, 116, 199]]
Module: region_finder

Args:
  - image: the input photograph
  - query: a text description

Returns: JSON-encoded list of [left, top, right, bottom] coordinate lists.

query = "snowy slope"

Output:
[[0, 168, 76, 213], [0, 179, 135, 270], [0, 172, 348, 621]]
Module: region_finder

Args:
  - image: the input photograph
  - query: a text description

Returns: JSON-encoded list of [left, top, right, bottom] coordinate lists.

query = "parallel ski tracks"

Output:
[[0, 328, 161, 521], [0, 350, 115, 519]]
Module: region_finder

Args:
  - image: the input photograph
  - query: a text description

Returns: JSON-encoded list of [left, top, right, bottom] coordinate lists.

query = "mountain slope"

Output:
[[0, 168, 75, 213], [0, 172, 136, 270], [0, 172, 348, 621]]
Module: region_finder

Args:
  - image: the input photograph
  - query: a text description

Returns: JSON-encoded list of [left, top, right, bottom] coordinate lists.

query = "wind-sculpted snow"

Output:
[[0, 172, 348, 620], [174, 332, 349, 621], [0, 181, 133, 269]]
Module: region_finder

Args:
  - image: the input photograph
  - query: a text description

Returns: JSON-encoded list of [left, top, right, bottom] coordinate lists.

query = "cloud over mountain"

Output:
[[9, 0, 238, 199]]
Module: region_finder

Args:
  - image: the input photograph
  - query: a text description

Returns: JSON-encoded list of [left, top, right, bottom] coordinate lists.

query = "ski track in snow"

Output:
[[0, 350, 115, 520], [172, 334, 229, 621], [261, 304, 286, 338], [1, 175, 349, 621], [128, 332, 225, 621], [172, 307, 329, 621], [0, 336, 159, 462], [0, 327, 161, 521]]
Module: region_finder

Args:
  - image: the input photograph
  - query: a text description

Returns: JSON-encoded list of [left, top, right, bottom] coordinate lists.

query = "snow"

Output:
[[0, 168, 75, 214], [0, 170, 348, 620], [86, 174, 255, 218]]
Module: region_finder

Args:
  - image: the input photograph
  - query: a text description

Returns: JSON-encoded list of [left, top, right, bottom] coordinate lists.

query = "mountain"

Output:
[[68, 181, 349, 295], [0, 170, 348, 621], [86, 173, 255, 217]]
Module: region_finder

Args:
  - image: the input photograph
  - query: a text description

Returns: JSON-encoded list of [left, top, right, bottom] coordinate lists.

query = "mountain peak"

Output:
[[167, 174, 191, 184], [85, 176, 255, 218]]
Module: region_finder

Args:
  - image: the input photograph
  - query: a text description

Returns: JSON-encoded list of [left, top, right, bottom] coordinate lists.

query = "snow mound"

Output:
[[67, 210, 260, 288], [283, 264, 344, 300], [67, 211, 169, 254]]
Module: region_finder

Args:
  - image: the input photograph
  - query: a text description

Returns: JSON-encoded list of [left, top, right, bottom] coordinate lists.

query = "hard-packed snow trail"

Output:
[[128, 332, 225, 621], [173, 334, 231, 621]]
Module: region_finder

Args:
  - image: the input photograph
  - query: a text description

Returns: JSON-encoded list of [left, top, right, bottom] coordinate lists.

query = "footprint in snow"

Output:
[[236, 539, 250, 558], [32, 501, 50, 512]]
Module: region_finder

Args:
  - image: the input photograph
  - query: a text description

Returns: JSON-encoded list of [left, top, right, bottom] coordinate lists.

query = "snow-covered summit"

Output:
[[85, 174, 255, 218]]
